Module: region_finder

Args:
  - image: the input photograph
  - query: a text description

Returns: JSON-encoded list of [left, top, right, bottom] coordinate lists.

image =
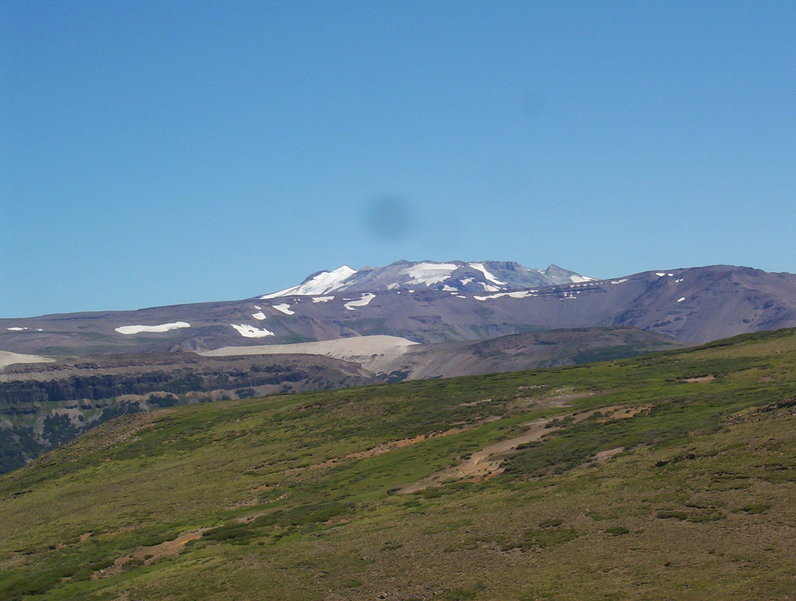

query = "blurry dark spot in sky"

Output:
[[520, 91, 547, 118], [361, 197, 413, 241]]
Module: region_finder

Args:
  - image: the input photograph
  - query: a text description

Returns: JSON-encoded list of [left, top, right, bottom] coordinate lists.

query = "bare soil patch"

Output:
[[397, 404, 650, 494], [593, 447, 625, 463], [283, 416, 501, 476], [93, 529, 207, 579], [684, 375, 715, 383], [397, 418, 556, 494]]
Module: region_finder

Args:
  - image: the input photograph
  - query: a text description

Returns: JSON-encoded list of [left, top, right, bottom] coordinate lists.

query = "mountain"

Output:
[[1, 263, 794, 360], [376, 327, 683, 380], [260, 260, 593, 298], [1, 327, 793, 600]]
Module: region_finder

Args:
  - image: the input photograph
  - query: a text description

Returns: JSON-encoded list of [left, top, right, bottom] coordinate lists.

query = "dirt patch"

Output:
[[461, 398, 492, 407], [397, 418, 557, 494], [684, 375, 715, 383], [398, 403, 649, 494], [605, 405, 650, 420], [593, 447, 625, 463], [509, 390, 595, 411], [200, 335, 418, 372], [93, 529, 207, 579], [0, 553, 27, 570], [283, 417, 501, 476], [0, 350, 54, 369]]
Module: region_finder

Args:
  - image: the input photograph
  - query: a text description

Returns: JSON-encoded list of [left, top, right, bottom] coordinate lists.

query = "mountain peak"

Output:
[[260, 265, 357, 299], [260, 260, 593, 299]]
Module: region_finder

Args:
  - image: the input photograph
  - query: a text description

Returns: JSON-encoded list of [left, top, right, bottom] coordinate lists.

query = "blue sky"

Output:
[[2, 1, 795, 317]]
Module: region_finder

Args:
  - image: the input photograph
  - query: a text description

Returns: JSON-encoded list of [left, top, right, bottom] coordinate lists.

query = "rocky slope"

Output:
[[1, 263, 794, 357]]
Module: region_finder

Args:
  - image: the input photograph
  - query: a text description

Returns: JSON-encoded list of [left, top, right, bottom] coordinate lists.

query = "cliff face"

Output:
[[0, 353, 372, 473]]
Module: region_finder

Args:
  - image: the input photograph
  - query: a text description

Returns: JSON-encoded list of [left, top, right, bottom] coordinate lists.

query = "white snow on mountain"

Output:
[[230, 324, 275, 338], [312, 296, 335, 303], [261, 265, 356, 299], [259, 260, 594, 298], [115, 322, 190, 335], [6, 327, 27, 331], [252, 312, 266, 320], [344, 293, 375, 310], [403, 262, 458, 286], [474, 290, 534, 301], [272, 303, 295, 315], [468, 262, 507, 285]]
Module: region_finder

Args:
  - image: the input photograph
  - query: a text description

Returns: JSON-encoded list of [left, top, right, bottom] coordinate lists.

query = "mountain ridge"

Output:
[[1, 263, 795, 357], [260, 259, 593, 299]]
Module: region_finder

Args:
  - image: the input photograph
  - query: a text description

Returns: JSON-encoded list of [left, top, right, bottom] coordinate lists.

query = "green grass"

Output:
[[0, 328, 795, 600]]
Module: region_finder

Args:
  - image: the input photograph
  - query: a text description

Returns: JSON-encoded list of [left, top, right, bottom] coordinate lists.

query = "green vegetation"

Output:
[[0, 328, 794, 600]]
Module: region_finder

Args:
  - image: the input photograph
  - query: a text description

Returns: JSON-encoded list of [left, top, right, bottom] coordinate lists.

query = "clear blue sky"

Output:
[[2, 1, 795, 318]]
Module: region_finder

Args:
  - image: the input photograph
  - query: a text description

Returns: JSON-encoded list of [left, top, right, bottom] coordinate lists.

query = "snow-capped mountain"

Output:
[[2, 264, 796, 360], [261, 260, 593, 299]]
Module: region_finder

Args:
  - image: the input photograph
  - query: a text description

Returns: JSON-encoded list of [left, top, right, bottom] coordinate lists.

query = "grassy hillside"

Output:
[[1, 329, 794, 600]]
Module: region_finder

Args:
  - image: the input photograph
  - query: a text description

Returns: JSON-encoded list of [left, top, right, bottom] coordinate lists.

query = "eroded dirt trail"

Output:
[[397, 404, 648, 494], [93, 529, 207, 579], [398, 418, 554, 494]]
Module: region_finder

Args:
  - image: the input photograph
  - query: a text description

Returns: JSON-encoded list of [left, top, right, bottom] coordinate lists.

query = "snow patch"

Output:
[[474, 290, 532, 301], [272, 303, 295, 315], [252, 312, 266, 320], [312, 296, 335, 303], [115, 322, 190, 335], [403, 262, 458, 286], [610, 279, 628, 285], [6, 327, 27, 331], [460, 277, 474, 285], [480, 282, 501, 292], [344, 293, 375, 311], [569, 274, 595, 283], [468, 262, 506, 285], [261, 265, 357, 298], [441, 285, 457, 292], [230, 324, 275, 338], [677, 297, 686, 303]]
